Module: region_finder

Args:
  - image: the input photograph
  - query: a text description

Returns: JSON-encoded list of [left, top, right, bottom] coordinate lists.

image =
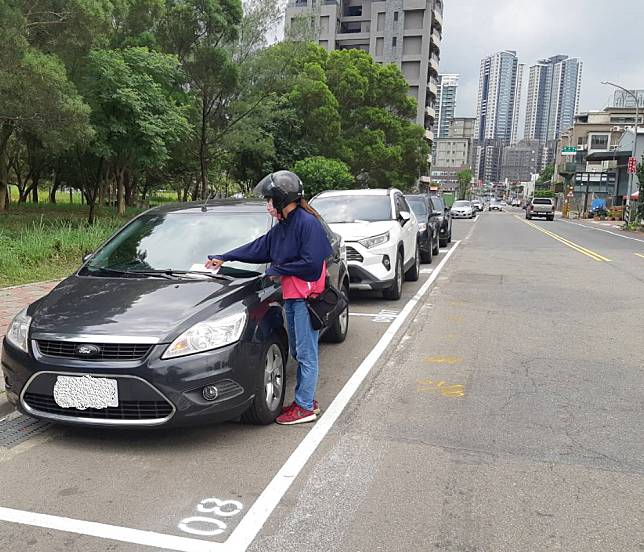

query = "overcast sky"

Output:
[[441, 0, 644, 131]]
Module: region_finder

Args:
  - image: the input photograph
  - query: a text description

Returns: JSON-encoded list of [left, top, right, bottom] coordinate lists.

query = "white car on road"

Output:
[[451, 200, 475, 219], [311, 189, 420, 300]]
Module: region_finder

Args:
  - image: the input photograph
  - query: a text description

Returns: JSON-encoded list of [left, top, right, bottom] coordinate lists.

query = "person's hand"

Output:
[[269, 275, 281, 283], [205, 257, 224, 271]]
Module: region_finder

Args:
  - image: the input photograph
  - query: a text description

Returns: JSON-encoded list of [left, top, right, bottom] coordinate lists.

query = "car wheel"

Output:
[[405, 244, 420, 282], [526, 213, 531, 219], [432, 232, 440, 256], [241, 339, 286, 425], [383, 252, 403, 300], [547, 215, 554, 221], [322, 282, 349, 343], [420, 244, 432, 264]]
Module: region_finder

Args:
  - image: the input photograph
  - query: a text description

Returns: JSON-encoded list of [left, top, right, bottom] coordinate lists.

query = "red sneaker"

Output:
[[276, 405, 317, 425], [281, 400, 320, 415]]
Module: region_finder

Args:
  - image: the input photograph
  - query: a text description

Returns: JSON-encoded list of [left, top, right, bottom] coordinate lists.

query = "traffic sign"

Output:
[[561, 146, 577, 156], [627, 157, 637, 174], [566, 191, 574, 198]]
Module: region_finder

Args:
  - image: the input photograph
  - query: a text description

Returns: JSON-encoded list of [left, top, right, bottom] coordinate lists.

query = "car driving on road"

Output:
[[405, 194, 440, 263], [451, 200, 475, 219], [526, 197, 555, 221], [1, 201, 350, 428], [311, 189, 420, 300]]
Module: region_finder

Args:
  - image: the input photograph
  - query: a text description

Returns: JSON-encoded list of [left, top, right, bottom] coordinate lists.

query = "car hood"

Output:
[[28, 275, 254, 342], [328, 221, 395, 241]]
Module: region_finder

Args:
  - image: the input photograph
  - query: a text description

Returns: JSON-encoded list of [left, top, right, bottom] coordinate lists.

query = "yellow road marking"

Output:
[[514, 215, 611, 262], [417, 379, 464, 398], [636, 253, 644, 259], [424, 355, 463, 365]]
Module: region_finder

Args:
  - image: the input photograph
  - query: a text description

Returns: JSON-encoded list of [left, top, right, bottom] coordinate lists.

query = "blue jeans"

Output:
[[284, 299, 320, 412]]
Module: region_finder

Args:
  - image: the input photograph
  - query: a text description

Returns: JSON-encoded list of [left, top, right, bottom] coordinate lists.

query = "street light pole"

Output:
[[601, 81, 639, 214]]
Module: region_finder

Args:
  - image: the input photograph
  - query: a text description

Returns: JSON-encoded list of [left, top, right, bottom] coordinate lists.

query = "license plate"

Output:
[[53, 375, 119, 410]]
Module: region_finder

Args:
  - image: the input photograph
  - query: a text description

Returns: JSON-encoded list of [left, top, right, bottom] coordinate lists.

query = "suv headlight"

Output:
[[359, 232, 390, 249], [418, 223, 427, 232], [6, 307, 31, 353], [162, 312, 247, 359]]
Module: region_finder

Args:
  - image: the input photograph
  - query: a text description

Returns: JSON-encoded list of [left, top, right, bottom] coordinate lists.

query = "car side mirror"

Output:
[[399, 211, 411, 224], [82, 252, 93, 263], [433, 210, 442, 216]]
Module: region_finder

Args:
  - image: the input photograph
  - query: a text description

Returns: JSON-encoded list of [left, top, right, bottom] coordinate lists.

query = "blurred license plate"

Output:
[[53, 375, 119, 410]]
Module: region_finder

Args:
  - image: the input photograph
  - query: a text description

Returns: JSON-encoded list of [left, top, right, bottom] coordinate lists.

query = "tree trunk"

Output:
[[49, 172, 60, 203], [98, 180, 105, 207], [87, 197, 96, 225], [117, 168, 126, 216], [69, 187, 73, 203], [0, 123, 13, 211], [199, 97, 210, 200], [31, 180, 38, 203]]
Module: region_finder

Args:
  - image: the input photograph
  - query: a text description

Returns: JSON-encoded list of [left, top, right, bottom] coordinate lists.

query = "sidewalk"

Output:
[[0, 280, 60, 416], [559, 216, 644, 239]]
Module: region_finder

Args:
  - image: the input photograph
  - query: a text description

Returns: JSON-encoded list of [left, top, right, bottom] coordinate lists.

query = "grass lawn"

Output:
[[0, 200, 142, 288]]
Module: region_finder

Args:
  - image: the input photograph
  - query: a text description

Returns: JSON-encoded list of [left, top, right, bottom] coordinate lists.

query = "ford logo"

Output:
[[75, 344, 101, 358]]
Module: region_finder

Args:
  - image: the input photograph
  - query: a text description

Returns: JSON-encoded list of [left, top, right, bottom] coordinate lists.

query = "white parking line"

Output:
[[226, 241, 461, 552], [0, 243, 462, 552]]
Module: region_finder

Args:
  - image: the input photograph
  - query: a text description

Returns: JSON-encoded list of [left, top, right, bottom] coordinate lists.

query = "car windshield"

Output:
[[83, 211, 270, 277], [311, 196, 392, 223], [430, 196, 444, 210], [406, 198, 428, 218], [453, 201, 471, 207]]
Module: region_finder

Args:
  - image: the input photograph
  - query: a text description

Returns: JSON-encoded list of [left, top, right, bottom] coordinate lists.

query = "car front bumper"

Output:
[[1, 336, 262, 427]]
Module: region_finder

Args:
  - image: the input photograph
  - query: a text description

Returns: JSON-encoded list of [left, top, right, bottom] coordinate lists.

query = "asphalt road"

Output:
[[1, 210, 642, 552]]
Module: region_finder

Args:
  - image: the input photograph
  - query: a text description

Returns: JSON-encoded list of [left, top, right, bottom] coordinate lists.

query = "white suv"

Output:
[[311, 189, 420, 300]]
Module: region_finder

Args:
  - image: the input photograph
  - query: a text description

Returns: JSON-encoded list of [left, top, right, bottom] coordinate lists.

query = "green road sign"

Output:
[[561, 146, 577, 156]]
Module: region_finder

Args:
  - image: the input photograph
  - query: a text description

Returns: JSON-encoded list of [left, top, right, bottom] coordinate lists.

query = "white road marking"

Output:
[[0, 506, 220, 552], [420, 268, 434, 274], [560, 219, 644, 244], [225, 241, 462, 552], [0, 245, 462, 552]]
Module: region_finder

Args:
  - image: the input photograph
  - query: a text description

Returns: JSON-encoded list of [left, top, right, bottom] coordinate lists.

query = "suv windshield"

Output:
[[430, 196, 444, 211], [453, 201, 471, 207], [84, 212, 270, 277], [406, 198, 428, 218], [311, 196, 392, 223]]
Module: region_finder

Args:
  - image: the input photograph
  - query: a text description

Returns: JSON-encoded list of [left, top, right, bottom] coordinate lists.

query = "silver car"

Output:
[[451, 200, 475, 219]]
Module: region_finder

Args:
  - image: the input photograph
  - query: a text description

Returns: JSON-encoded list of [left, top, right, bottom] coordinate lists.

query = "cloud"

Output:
[[441, 0, 644, 134]]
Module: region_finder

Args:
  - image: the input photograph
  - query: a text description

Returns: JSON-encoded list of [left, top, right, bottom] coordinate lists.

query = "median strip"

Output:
[[514, 216, 611, 262]]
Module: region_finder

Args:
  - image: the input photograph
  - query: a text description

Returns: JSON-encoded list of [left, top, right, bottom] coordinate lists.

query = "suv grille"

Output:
[[346, 246, 364, 263], [23, 392, 173, 421], [36, 340, 153, 361]]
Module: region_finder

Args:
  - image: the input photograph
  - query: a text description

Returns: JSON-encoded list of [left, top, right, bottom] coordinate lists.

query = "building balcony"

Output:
[[433, 8, 443, 28], [429, 54, 440, 73], [431, 29, 441, 48], [425, 129, 434, 142], [425, 106, 436, 120], [558, 162, 580, 177]]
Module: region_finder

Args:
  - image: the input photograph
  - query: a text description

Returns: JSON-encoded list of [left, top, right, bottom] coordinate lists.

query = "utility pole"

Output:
[[601, 82, 639, 220]]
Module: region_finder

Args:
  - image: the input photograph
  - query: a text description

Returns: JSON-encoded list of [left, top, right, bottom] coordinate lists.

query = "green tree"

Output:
[[537, 163, 555, 184], [456, 168, 472, 200], [291, 156, 354, 198]]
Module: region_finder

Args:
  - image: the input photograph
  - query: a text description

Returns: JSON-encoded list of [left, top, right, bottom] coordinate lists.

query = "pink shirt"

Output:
[[281, 262, 327, 300]]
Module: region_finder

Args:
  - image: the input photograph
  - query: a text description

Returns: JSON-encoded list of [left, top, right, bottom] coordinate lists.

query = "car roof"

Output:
[[314, 189, 397, 198], [146, 199, 267, 215]]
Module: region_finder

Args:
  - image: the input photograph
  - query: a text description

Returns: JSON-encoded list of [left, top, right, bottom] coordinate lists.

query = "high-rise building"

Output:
[[500, 140, 542, 183], [613, 89, 644, 108], [473, 50, 524, 183], [524, 55, 583, 168], [474, 50, 524, 145], [284, 0, 444, 149], [435, 74, 459, 138]]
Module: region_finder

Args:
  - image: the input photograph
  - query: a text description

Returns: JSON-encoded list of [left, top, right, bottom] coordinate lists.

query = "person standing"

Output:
[[206, 171, 332, 425]]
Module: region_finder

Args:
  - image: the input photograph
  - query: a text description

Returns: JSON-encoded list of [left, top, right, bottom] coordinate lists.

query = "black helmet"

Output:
[[254, 171, 303, 211]]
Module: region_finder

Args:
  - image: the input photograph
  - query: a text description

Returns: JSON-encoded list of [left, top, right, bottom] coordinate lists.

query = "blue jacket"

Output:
[[213, 207, 333, 281]]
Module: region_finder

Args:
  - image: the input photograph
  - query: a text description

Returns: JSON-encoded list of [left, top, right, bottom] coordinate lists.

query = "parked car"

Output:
[[526, 197, 555, 220], [311, 189, 420, 300], [471, 199, 484, 212], [489, 199, 503, 211], [405, 194, 440, 263], [1, 201, 350, 428], [511, 199, 521, 207], [451, 200, 475, 219], [428, 195, 452, 247]]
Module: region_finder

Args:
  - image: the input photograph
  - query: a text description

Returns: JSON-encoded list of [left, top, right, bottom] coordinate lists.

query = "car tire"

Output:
[[322, 282, 349, 343], [420, 244, 432, 264], [432, 232, 440, 256], [241, 338, 286, 425], [383, 252, 403, 300], [405, 244, 420, 282], [547, 215, 554, 221]]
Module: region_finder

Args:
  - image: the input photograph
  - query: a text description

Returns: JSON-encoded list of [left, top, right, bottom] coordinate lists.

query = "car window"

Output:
[[399, 195, 412, 214], [533, 198, 553, 205], [84, 212, 270, 276], [310, 195, 393, 223], [453, 201, 471, 207], [406, 198, 428, 218], [430, 196, 444, 211]]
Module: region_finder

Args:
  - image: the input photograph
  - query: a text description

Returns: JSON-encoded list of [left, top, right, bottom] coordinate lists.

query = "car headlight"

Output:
[[418, 223, 427, 232], [162, 312, 247, 359], [359, 232, 390, 249], [6, 307, 31, 353]]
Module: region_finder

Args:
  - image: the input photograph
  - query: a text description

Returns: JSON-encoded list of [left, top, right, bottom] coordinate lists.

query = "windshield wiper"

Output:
[[89, 267, 177, 280], [160, 270, 234, 282]]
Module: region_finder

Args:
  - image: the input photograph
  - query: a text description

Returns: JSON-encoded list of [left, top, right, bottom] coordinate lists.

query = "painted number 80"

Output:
[[178, 498, 243, 537]]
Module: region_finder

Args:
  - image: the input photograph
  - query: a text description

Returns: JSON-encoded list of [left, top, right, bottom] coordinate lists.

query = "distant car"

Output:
[[451, 200, 475, 219], [428, 195, 452, 248], [471, 200, 484, 212], [526, 197, 555, 221], [405, 194, 440, 264], [512, 199, 521, 207], [311, 188, 420, 300], [489, 199, 502, 211]]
